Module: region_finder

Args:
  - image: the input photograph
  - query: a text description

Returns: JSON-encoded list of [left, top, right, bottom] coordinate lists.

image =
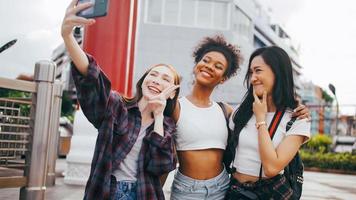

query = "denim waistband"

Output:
[[175, 166, 228, 187], [116, 180, 137, 191]]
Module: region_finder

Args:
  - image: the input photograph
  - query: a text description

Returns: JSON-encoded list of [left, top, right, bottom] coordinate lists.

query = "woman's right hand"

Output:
[[147, 85, 179, 119], [253, 90, 267, 123], [61, 0, 96, 39], [61, 0, 96, 76]]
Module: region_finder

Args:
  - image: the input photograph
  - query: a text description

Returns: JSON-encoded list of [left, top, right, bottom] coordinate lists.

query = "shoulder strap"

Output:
[[284, 116, 304, 199], [259, 110, 285, 179], [286, 117, 297, 132], [218, 102, 237, 173], [269, 110, 285, 139], [217, 102, 229, 124]]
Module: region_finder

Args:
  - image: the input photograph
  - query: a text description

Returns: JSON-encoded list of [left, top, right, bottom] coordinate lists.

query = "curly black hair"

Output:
[[192, 35, 242, 80]]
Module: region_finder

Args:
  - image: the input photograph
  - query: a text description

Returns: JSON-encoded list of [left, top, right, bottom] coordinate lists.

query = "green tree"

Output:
[[322, 89, 334, 103], [0, 88, 31, 98]]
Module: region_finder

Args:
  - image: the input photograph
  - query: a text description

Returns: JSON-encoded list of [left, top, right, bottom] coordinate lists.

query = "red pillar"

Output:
[[83, 0, 137, 97], [319, 106, 324, 134]]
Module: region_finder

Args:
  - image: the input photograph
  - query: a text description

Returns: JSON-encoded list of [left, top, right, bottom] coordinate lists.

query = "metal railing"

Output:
[[0, 61, 63, 200], [0, 98, 31, 167]]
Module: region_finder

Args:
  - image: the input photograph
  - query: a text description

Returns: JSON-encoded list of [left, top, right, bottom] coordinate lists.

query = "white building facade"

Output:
[[133, 0, 305, 104]]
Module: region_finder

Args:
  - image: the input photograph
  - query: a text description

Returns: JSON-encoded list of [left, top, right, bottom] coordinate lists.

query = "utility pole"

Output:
[[329, 83, 339, 135]]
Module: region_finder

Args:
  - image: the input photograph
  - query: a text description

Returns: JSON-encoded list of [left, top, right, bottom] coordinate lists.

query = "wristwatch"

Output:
[[255, 121, 267, 129]]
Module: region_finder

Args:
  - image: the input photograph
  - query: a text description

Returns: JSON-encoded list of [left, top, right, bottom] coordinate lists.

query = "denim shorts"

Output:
[[170, 167, 230, 200], [115, 181, 137, 200]]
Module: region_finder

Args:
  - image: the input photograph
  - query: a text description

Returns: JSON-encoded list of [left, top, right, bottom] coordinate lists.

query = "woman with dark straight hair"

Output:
[[224, 46, 311, 199]]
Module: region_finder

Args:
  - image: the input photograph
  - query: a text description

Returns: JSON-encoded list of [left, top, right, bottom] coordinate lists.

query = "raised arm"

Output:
[[61, 0, 119, 128], [61, 0, 95, 76]]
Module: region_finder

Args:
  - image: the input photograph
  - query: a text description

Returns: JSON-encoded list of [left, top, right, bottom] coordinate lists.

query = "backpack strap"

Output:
[[284, 116, 304, 199], [286, 117, 297, 132], [217, 102, 229, 125], [217, 102, 236, 173]]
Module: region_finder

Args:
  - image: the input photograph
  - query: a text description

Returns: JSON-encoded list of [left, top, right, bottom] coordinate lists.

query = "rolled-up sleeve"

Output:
[[71, 54, 112, 129], [144, 119, 177, 176]]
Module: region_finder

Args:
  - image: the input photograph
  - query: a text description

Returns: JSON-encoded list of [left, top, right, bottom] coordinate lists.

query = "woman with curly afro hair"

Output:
[[169, 35, 241, 199]]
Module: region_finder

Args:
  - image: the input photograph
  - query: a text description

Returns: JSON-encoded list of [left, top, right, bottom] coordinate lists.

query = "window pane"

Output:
[[234, 7, 252, 40], [165, 0, 179, 25], [213, 1, 228, 29], [147, 0, 163, 23], [197, 0, 212, 28], [181, 0, 196, 26]]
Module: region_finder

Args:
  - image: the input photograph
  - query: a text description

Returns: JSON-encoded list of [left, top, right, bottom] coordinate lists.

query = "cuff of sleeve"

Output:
[[71, 54, 101, 82], [146, 131, 170, 148]]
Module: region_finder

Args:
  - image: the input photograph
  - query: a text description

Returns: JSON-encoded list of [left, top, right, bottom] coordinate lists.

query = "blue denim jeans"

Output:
[[170, 167, 229, 200], [115, 181, 137, 200]]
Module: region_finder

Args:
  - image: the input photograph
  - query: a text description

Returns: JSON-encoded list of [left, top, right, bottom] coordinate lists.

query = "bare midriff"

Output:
[[177, 148, 224, 180]]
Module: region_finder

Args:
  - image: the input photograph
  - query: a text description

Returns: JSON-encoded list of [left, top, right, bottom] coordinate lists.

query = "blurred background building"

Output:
[[52, 0, 355, 137]]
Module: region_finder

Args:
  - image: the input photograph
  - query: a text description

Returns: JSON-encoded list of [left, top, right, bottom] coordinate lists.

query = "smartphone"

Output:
[[77, 0, 109, 18]]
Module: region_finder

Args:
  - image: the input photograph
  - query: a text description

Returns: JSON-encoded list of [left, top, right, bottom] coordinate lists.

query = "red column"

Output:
[[83, 0, 137, 97], [319, 106, 324, 134]]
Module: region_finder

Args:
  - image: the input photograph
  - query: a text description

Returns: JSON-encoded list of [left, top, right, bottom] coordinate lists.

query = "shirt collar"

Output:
[[123, 98, 139, 110]]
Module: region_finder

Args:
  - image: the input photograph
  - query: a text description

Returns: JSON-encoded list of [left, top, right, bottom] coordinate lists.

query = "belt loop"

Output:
[[191, 181, 196, 192]]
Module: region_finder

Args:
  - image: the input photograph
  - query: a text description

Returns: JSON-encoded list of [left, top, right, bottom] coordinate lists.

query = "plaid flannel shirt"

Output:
[[71, 54, 177, 200]]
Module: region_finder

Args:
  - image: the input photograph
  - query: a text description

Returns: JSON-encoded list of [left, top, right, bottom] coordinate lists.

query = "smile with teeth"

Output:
[[200, 70, 213, 78], [148, 86, 161, 94]]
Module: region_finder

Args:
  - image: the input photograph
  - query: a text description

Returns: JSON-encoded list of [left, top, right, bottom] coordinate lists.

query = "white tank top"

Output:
[[112, 124, 150, 181], [175, 97, 228, 151]]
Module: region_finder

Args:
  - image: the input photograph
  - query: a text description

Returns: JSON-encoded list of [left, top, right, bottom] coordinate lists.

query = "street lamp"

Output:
[[328, 83, 339, 135], [0, 39, 17, 54]]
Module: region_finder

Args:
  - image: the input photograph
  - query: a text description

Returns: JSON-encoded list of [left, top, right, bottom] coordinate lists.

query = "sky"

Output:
[[257, 0, 356, 115], [1, 0, 355, 115]]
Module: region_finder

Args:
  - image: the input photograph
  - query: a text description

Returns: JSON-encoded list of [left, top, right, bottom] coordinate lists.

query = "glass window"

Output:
[[234, 7, 252, 40], [253, 36, 266, 49], [197, 0, 212, 28], [181, 0, 196, 26], [145, 0, 229, 30], [147, 0, 163, 23], [213, 1, 228, 29], [164, 0, 179, 24]]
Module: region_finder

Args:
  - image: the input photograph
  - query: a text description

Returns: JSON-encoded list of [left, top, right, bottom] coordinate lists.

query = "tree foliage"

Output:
[[322, 89, 334, 103]]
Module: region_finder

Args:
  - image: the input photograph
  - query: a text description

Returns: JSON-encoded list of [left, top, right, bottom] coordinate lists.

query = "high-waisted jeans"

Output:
[[115, 181, 137, 200], [170, 167, 230, 200]]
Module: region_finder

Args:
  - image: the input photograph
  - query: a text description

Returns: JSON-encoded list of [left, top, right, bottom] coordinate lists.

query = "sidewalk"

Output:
[[1, 158, 356, 199]]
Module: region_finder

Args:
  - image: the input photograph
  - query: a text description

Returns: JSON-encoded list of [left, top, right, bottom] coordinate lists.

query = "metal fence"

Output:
[[0, 61, 63, 200], [0, 98, 31, 167]]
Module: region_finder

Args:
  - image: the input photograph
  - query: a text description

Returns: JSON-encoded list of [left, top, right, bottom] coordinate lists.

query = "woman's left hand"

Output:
[[253, 90, 267, 122], [147, 85, 179, 119]]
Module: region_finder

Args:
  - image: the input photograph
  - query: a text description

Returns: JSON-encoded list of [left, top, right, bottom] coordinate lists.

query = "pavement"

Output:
[[1, 158, 356, 200]]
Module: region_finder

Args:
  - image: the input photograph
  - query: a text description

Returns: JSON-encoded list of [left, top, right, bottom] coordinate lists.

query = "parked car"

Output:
[[332, 135, 356, 153]]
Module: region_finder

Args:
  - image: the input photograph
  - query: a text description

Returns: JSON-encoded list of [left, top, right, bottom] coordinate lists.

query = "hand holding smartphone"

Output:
[[76, 0, 109, 18]]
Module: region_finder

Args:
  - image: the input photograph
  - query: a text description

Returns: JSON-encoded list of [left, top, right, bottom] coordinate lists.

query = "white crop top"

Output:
[[175, 97, 228, 151], [229, 110, 310, 177]]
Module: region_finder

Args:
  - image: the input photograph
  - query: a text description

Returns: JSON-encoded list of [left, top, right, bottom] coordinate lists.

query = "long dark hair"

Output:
[[224, 46, 298, 166], [124, 64, 180, 117]]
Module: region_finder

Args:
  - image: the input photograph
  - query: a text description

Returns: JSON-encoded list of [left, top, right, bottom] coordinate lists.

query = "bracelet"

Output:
[[255, 121, 267, 129]]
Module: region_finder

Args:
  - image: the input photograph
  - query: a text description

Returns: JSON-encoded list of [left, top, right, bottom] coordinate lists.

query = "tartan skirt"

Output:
[[225, 174, 294, 200]]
